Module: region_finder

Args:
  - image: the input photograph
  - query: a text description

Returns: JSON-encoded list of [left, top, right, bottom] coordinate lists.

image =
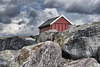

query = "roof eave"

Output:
[[50, 14, 74, 25], [38, 25, 50, 29]]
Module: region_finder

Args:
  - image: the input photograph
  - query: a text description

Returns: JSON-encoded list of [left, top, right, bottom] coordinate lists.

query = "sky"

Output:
[[0, 0, 100, 37]]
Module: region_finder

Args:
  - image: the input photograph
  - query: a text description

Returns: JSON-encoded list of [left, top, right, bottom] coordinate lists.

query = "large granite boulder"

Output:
[[62, 22, 100, 59], [9, 41, 64, 67], [63, 58, 100, 67], [22, 41, 64, 67], [0, 36, 36, 51]]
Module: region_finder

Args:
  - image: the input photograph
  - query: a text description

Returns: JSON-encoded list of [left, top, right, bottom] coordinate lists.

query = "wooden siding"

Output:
[[51, 17, 71, 31], [39, 17, 72, 33], [39, 26, 51, 33]]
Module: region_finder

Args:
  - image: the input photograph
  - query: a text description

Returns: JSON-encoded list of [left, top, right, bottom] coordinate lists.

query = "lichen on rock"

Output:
[[23, 41, 64, 67], [63, 58, 100, 67]]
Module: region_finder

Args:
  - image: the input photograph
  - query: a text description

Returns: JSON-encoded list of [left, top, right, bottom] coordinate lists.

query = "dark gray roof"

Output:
[[38, 16, 59, 28]]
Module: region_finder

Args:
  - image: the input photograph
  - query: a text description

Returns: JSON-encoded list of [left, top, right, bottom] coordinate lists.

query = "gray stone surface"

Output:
[[36, 29, 58, 42], [36, 22, 100, 61], [63, 58, 100, 67], [63, 23, 100, 59], [0, 36, 36, 51], [22, 41, 64, 67]]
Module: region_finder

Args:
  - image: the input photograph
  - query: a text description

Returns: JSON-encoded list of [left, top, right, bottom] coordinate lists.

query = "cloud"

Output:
[[87, 14, 100, 22], [65, 0, 100, 14], [0, 23, 34, 36], [5, 5, 20, 17], [70, 14, 100, 25], [29, 10, 38, 17], [74, 20, 84, 25], [1, 0, 100, 37], [43, 0, 63, 8], [0, 23, 4, 31], [43, 0, 100, 14], [43, 8, 59, 18], [0, 0, 38, 36], [0, 7, 59, 36], [27, 8, 59, 34], [28, 8, 59, 26], [0, 16, 11, 24], [0, 0, 37, 24]]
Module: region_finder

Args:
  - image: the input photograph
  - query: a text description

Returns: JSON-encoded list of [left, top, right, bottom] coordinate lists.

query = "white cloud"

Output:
[[74, 19, 84, 25], [0, 8, 59, 36], [0, 23, 34, 36], [0, 24, 20, 36], [43, 8, 59, 18], [87, 15, 100, 22]]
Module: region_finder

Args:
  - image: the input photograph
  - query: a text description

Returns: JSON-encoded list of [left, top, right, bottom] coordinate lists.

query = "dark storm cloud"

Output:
[[18, 20, 26, 25], [17, 10, 38, 25], [0, 0, 5, 4], [43, 0, 62, 8], [0, 0, 36, 24], [0, 23, 3, 31], [28, 10, 39, 25], [0, 16, 11, 24], [66, 3, 92, 14], [66, 0, 100, 14], [29, 10, 38, 18], [0, 0, 59, 36], [0, 0, 20, 24], [5, 5, 20, 17], [92, 2, 100, 14], [43, 0, 100, 14]]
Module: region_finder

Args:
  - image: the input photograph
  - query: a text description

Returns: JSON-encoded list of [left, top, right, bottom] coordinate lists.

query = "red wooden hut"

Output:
[[38, 15, 73, 33]]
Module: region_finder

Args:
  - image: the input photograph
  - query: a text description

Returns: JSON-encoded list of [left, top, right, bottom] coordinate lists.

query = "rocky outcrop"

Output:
[[0, 36, 36, 51], [0, 41, 100, 67], [0, 50, 19, 67], [36, 29, 58, 42], [63, 22, 100, 60], [8, 41, 65, 67], [63, 58, 100, 67], [36, 22, 100, 61], [22, 41, 64, 67], [0, 22, 100, 67]]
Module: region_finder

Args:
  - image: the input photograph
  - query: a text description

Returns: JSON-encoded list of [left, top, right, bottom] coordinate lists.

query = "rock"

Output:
[[25, 37, 36, 44], [22, 41, 64, 67], [8, 41, 65, 67], [63, 23, 100, 59], [0, 41, 100, 67], [0, 50, 19, 67], [36, 29, 58, 42], [0, 36, 36, 51], [63, 58, 100, 67], [29, 35, 38, 39], [96, 46, 100, 63], [36, 22, 100, 60], [1, 22, 100, 67]]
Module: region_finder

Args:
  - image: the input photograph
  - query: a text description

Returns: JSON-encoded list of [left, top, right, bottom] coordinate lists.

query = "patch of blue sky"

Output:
[[20, 4, 30, 12]]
